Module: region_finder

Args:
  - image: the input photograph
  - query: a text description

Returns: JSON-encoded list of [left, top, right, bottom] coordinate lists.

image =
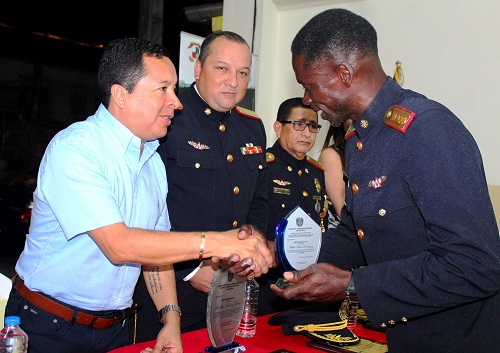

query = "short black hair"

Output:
[[198, 31, 249, 65], [98, 37, 171, 107], [291, 8, 378, 68], [276, 97, 314, 121]]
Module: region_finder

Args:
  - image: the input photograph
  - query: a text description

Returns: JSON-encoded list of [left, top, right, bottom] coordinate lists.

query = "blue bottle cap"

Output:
[[4, 316, 21, 326]]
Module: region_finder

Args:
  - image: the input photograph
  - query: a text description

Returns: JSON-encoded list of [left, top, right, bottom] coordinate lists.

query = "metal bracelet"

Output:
[[158, 304, 182, 324]]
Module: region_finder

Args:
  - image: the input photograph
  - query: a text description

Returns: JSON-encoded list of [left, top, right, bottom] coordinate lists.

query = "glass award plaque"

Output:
[[204, 268, 247, 353], [275, 206, 322, 287]]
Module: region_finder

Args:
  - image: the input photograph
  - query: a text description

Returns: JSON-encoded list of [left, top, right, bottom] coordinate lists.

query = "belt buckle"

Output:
[[102, 311, 122, 320], [88, 311, 121, 328]]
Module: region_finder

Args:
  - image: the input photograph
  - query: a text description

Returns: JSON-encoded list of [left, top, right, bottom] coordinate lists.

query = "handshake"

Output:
[[210, 224, 275, 279]]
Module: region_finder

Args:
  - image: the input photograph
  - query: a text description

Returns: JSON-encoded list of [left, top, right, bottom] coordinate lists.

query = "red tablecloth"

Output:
[[109, 313, 386, 353]]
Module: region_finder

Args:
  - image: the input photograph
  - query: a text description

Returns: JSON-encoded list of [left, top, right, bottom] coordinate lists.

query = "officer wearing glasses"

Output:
[[257, 97, 328, 315]]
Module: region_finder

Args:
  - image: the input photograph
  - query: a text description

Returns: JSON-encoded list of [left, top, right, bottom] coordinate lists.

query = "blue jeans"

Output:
[[5, 288, 130, 353]]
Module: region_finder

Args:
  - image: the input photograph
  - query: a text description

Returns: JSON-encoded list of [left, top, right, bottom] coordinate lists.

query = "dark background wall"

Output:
[[0, 0, 219, 181]]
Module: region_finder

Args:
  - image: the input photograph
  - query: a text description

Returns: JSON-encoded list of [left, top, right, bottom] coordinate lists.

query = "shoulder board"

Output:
[[384, 105, 415, 133], [266, 152, 275, 163], [175, 103, 184, 111], [235, 106, 261, 120], [306, 156, 325, 172]]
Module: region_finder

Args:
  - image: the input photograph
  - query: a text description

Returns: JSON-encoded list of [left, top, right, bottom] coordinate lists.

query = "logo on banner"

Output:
[[188, 42, 201, 62]]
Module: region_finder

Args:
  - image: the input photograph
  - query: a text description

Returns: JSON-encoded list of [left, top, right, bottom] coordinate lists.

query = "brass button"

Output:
[[227, 154, 233, 162], [305, 168, 309, 174], [357, 141, 363, 151], [351, 183, 359, 194], [380, 323, 387, 329], [219, 124, 225, 132], [204, 108, 211, 115], [195, 163, 200, 168], [233, 186, 240, 194], [287, 166, 292, 171], [357, 229, 365, 239], [388, 320, 396, 325], [232, 221, 238, 228], [258, 164, 263, 170], [378, 209, 386, 216], [360, 120, 368, 128], [302, 191, 308, 197], [400, 316, 408, 323], [298, 170, 302, 176], [281, 203, 285, 208]]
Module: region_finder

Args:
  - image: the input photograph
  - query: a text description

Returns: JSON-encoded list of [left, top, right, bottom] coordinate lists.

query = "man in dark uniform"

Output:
[[272, 9, 500, 353], [259, 97, 328, 315], [266, 97, 328, 239], [132, 31, 269, 340]]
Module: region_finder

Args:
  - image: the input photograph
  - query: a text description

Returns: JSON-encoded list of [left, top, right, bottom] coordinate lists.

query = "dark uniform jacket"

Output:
[[318, 78, 500, 352], [132, 84, 269, 339], [265, 140, 328, 241], [258, 141, 328, 315]]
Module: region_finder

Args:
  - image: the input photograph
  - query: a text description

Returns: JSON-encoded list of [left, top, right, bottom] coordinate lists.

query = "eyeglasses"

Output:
[[280, 120, 322, 133]]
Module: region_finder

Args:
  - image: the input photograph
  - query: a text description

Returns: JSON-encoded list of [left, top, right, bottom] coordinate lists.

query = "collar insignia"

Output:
[[240, 143, 263, 155], [188, 141, 210, 150], [344, 124, 356, 140]]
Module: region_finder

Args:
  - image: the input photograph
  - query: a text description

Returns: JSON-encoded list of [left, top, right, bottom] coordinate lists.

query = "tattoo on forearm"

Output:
[[144, 266, 163, 294]]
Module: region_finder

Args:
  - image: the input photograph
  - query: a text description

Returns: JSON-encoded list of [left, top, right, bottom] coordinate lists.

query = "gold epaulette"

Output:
[[306, 156, 324, 172], [266, 152, 275, 163], [384, 105, 415, 133], [235, 106, 261, 120]]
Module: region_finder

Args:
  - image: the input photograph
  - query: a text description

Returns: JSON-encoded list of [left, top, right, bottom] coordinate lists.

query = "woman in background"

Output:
[[318, 120, 351, 228]]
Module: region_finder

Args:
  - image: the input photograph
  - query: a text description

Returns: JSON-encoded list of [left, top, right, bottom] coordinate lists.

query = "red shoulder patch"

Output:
[[306, 156, 325, 172], [383, 105, 415, 133], [235, 106, 261, 120]]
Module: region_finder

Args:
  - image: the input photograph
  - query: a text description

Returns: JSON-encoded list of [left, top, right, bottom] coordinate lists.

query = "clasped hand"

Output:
[[270, 263, 352, 302], [213, 224, 274, 278]]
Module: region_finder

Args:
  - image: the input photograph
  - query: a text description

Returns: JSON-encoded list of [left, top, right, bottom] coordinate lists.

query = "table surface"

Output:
[[109, 313, 386, 353]]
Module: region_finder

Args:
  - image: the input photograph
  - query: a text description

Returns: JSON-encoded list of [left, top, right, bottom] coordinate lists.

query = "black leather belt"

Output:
[[13, 274, 139, 329]]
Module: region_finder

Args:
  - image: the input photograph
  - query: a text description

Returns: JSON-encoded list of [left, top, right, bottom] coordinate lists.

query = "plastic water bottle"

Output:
[[236, 278, 259, 338], [0, 316, 28, 353], [346, 294, 359, 332]]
